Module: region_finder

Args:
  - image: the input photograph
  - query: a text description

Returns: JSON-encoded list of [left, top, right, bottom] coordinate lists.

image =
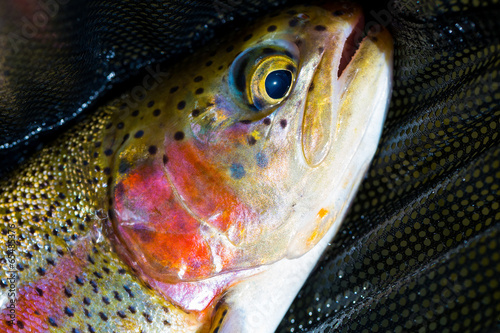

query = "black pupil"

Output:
[[265, 70, 292, 99]]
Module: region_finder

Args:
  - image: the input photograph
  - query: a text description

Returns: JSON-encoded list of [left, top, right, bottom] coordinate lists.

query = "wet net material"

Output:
[[0, 0, 499, 332]]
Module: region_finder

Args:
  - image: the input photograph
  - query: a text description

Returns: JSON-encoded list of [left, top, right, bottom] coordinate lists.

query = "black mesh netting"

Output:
[[0, 0, 499, 332]]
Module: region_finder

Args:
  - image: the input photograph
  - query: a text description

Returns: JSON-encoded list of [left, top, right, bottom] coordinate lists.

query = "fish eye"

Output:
[[265, 70, 293, 99], [229, 40, 299, 115], [249, 55, 296, 109]]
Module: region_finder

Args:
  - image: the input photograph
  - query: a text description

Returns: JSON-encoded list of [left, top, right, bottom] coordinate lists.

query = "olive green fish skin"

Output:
[[0, 108, 201, 332]]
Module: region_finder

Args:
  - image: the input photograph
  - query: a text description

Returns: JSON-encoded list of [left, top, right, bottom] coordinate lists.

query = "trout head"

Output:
[[105, 3, 393, 311]]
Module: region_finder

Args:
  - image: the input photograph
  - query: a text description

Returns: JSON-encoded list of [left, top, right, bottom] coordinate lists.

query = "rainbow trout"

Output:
[[0, 3, 392, 332]]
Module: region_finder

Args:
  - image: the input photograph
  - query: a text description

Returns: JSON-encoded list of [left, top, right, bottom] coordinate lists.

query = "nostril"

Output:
[[338, 15, 365, 78]]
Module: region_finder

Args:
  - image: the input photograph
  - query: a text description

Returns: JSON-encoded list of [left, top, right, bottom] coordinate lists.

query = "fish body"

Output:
[[0, 3, 392, 332]]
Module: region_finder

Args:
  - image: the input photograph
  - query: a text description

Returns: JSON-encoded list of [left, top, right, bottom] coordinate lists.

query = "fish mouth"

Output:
[[337, 13, 365, 78], [301, 6, 376, 167]]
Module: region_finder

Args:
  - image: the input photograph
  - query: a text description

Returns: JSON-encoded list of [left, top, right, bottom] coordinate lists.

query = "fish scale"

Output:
[[0, 108, 201, 332]]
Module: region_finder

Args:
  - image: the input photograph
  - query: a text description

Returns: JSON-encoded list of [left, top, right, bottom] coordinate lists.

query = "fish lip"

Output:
[[300, 8, 365, 168]]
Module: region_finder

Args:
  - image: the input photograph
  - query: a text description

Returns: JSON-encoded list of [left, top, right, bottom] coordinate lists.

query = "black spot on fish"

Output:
[[280, 119, 287, 128], [88, 324, 95, 333], [289, 18, 299, 27], [143, 312, 153, 323], [17, 321, 25, 329], [102, 296, 110, 305], [243, 34, 252, 41], [206, 60, 213, 66], [35, 287, 43, 296], [121, 133, 129, 144], [132, 110, 139, 116], [309, 82, 315, 91], [128, 306, 137, 313], [36, 267, 45, 276], [318, 46, 324, 53], [240, 120, 251, 124], [98, 312, 108, 321], [248, 136, 257, 145], [104, 149, 113, 156], [134, 130, 144, 138], [315, 25, 327, 31], [153, 109, 161, 116], [65, 307, 74, 317], [263, 118, 271, 125], [194, 75, 203, 82], [117, 310, 127, 318], [117, 122, 124, 129], [191, 109, 200, 117], [333, 10, 344, 16], [170, 86, 178, 93], [267, 25, 277, 32], [114, 291, 123, 301], [174, 131, 185, 141], [147, 100, 155, 108], [83, 297, 91, 305], [163, 154, 169, 164], [148, 145, 157, 155], [226, 45, 234, 52], [48, 317, 57, 327], [177, 101, 186, 110], [64, 287, 73, 298], [230, 163, 246, 179], [123, 285, 134, 298], [75, 276, 84, 285]]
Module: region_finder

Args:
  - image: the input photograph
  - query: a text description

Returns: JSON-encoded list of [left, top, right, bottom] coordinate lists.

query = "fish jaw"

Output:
[[287, 19, 394, 258]]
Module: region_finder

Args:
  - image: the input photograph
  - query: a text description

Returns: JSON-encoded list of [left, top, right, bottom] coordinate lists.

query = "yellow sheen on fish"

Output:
[[0, 2, 392, 332]]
